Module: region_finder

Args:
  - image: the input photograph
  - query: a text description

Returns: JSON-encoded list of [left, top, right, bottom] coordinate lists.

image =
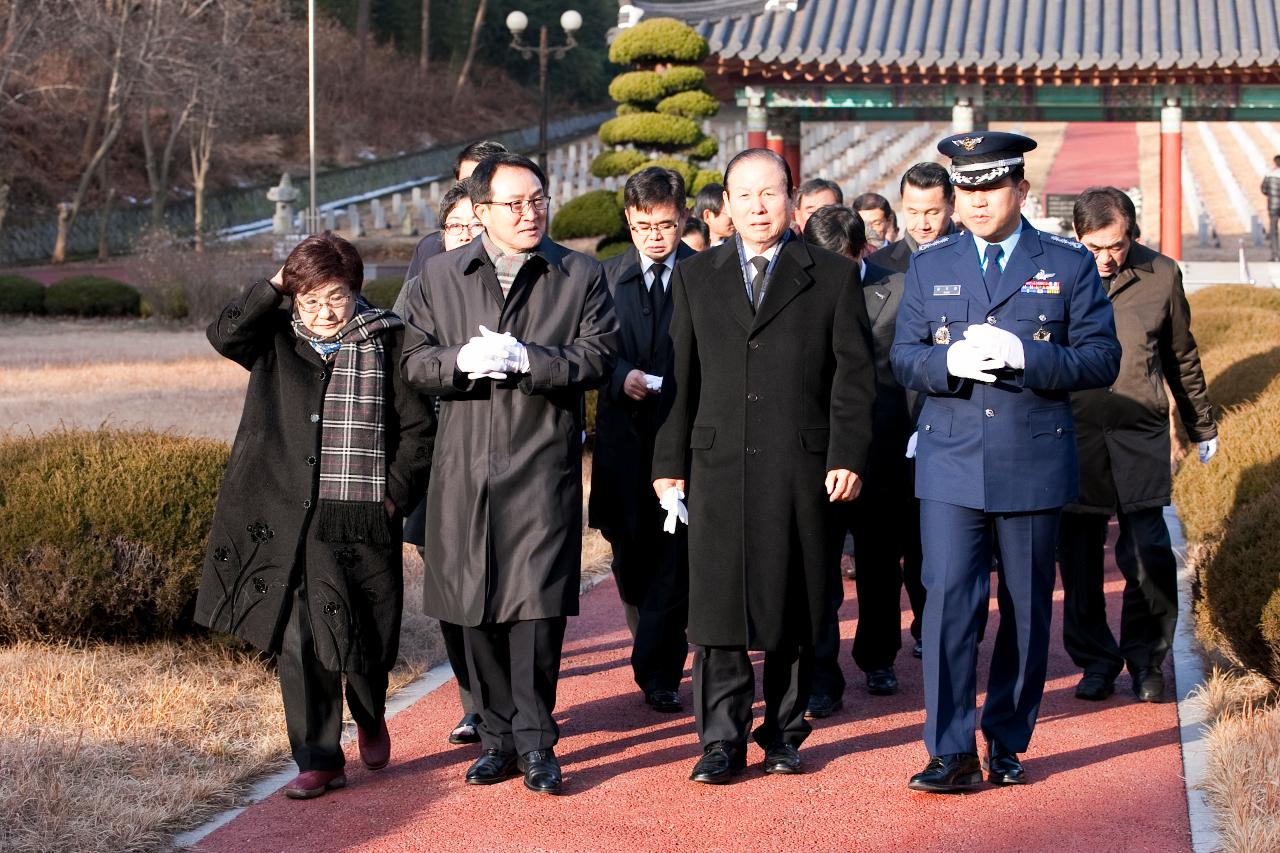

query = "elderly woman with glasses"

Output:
[[195, 231, 436, 799]]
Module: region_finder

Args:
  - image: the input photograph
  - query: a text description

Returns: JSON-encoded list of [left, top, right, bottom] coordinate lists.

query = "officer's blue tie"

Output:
[[982, 244, 1003, 302]]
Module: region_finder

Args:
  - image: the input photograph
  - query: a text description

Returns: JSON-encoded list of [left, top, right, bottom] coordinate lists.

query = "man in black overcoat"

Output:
[[589, 167, 694, 713], [652, 149, 877, 783], [400, 154, 618, 795]]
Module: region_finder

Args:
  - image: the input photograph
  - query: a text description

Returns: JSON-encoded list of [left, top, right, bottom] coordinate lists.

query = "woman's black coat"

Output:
[[194, 280, 436, 672]]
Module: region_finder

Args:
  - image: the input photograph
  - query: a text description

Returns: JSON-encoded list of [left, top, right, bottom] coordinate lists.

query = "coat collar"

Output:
[[457, 234, 568, 309], [616, 243, 694, 287], [751, 236, 817, 334], [981, 217, 1046, 308], [1108, 241, 1157, 297]]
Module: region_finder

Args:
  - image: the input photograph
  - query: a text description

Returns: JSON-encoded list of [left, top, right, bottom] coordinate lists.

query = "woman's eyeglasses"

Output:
[[296, 292, 351, 313], [443, 222, 485, 236]]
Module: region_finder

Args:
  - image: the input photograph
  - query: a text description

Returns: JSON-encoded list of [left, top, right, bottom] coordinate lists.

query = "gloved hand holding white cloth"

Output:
[[457, 337, 509, 379], [946, 338, 1001, 382], [659, 486, 688, 534], [962, 322, 1026, 370], [1199, 437, 1218, 463], [643, 373, 663, 393], [905, 431, 918, 459], [478, 325, 531, 374]]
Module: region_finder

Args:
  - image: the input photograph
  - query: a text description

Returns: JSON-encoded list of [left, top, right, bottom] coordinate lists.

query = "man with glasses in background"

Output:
[[590, 167, 694, 716], [400, 153, 619, 795]]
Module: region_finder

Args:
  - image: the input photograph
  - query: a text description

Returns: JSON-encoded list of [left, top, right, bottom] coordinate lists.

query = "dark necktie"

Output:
[[749, 256, 768, 312], [649, 265, 666, 313], [982, 244, 1003, 301]]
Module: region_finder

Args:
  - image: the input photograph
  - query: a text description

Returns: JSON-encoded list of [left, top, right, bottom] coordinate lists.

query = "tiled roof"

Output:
[[622, 0, 1280, 71]]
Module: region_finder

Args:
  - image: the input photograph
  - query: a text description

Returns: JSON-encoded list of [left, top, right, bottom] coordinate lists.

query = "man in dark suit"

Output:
[[400, 153, 618, 795], [652, 149, 876, 783], [891, 132, 1121, 792], [589, 167, 694, 714], [868, 162, 957, 275], [800, 205, 919, 715]]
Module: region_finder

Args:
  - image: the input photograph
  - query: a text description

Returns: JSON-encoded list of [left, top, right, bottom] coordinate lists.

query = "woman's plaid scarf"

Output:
[[293, 299, 403, 544]]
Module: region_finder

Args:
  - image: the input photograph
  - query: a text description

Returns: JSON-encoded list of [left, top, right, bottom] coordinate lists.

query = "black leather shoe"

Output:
[[644, 689, 682, 713], [1133, 667, 1165, 702], [464, 748, 518, 785], [804, 693, 843, 719], [1075, 672, 1116, 701], [912, 641, 923, 659], [518, 749, 562, 794], [761, 742, 802, 775], [907, 753, 982, 793], [983, 742, 1028, 785], [688, 741, 745, 784], [866, 667, 899, 696], [448, 712, 482, 745]]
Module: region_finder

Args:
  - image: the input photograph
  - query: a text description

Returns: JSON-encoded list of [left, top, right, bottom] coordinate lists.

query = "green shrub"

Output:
[[0, 274, 45, 314], [550, 189, 625, 241], [595, 238, 632, 261], [599, 113, 701, 149], [0, 430, 228, 642], [630, 158, 698, 189], [609, 18, 709, 65], [692, 169, 726, 195], [657, 90, 720, 120], [616, 103, 643, 117], [362, 277, 403, 309], [687, 134, 720, 163], [44, 276, 141, 317], [591, 149, 648, 179], [659, 66, 706, 95], [608, 71, 665, 105]]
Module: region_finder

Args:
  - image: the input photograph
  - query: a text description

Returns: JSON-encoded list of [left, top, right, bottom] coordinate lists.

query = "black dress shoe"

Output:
[[644, 689, 682, 713], [1074, 672, 1116, 701], [518, 749, 562, 794], [1133, 667, 1165, 702], [804, 693, 843, 719], [761, 742, 802, 775], [688, 741, 745, 784], [912, 640, 923, 659], [907, 753, 982, 793], [866, 667, 899, 696], [464, 748, 518, 785], [983, 742, 1028, 785], [448, 712, 483, 745]]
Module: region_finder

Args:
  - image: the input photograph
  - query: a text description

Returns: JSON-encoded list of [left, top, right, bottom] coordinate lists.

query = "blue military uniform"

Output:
[[891, 133, 1121, 770]]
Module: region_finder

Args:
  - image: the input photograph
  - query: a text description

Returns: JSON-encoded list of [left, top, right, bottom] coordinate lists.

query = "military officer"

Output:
[[890, 132, 1121, 792]]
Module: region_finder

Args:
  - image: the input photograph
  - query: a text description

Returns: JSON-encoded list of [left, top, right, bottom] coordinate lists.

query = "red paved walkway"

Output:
[[195, 526, 1190, 852], [1043, 122, 1140, 194]]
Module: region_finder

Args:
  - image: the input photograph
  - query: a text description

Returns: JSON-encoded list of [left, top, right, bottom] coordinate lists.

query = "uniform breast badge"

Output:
[[1033, 327, 1051, 342], [934, 315, 951, 345]]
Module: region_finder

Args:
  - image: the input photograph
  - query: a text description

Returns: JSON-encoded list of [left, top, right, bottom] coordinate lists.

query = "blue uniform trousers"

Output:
[[920, 499, 1059, 755]]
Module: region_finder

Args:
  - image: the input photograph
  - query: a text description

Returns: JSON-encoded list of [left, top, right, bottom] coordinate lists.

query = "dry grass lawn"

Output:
[[0, 319, 611, 852]]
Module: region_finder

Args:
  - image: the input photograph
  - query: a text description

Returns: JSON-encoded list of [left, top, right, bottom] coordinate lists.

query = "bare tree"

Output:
[[418, 0, 429, 75], [354, 0, 370, 74], [0, 0, 55, 235], [452, 0, 486, 104]]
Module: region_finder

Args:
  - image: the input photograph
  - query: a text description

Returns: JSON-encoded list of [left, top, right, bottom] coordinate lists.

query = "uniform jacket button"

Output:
[[923, 424, 932, 432], [986, 315, 998, 324], [1055, 427, 1064, 436], [984, 408, 995, 418], [310, 413, 320, 423]]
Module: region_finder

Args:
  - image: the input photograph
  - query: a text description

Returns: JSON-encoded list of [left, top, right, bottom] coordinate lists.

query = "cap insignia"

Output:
[[953, 136, 984, 151]]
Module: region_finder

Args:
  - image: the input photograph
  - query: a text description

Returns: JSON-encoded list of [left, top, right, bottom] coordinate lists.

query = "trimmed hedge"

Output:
[[630, 158, 697, 188], [599, 113, 701, 149], [692, 168, 726, 195], [657, 90, 720, 120], [608, 71, 666, 105], [0, 430, 228, 642], [0, 273, 45, 314], [595, 238, 632, 261], [44, 275, 141, 317], [591, 149, 648, 179], [550, 189, 625, 241], [609, 18, 709, 65], [362, 276, 404, 310], [687, 134, 720, 162], [616, 103, 644, 117], [659, 66, 706, 95]]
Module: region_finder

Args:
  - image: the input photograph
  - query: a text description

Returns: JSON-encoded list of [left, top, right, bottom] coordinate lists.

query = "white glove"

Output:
[[962, 323, 1025, 370], [905, 431, 918, 459], [479, 325, 530, 374], [946, 338, 1001, 382], [659, 486, 688, 534], [643, 373, 663, 392], [456, 338, 509, 379], [1198, 437, 1218, 463]]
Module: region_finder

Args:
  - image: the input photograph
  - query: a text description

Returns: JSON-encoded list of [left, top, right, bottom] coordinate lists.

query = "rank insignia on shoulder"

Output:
[[918, 234, 952, 251], [932, 284, 962, 296], [1048, 234, 1084, 250], [1021, 281, 1061, 294]]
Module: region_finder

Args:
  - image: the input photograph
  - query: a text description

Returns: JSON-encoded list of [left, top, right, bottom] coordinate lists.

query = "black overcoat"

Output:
[[860, 259, 915, 500], [400, 237, 619, 626], [651, 237, 877, 650], [1067, 242, 1216, 513], [194, 281, 436, 672], [588, 243, 693, 541]]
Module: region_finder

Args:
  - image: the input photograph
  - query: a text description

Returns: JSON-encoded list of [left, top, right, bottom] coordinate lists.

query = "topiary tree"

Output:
[[44, 276, 141, 317], [552, 17, 725, 254], [0, 274, 45, 314]]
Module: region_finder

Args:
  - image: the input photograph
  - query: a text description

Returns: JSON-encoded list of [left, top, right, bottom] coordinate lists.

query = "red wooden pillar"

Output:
[[1159, 99, 1183, 260], [746, 86, 768, 149], [765, 113, 801, 184]]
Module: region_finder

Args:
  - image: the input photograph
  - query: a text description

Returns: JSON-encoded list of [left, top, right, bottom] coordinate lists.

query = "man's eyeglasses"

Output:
[[484, 197, 551, 217], [296, 291, 351, 313], [629, 221, 679, 235], [443, 222, 485, 236]]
